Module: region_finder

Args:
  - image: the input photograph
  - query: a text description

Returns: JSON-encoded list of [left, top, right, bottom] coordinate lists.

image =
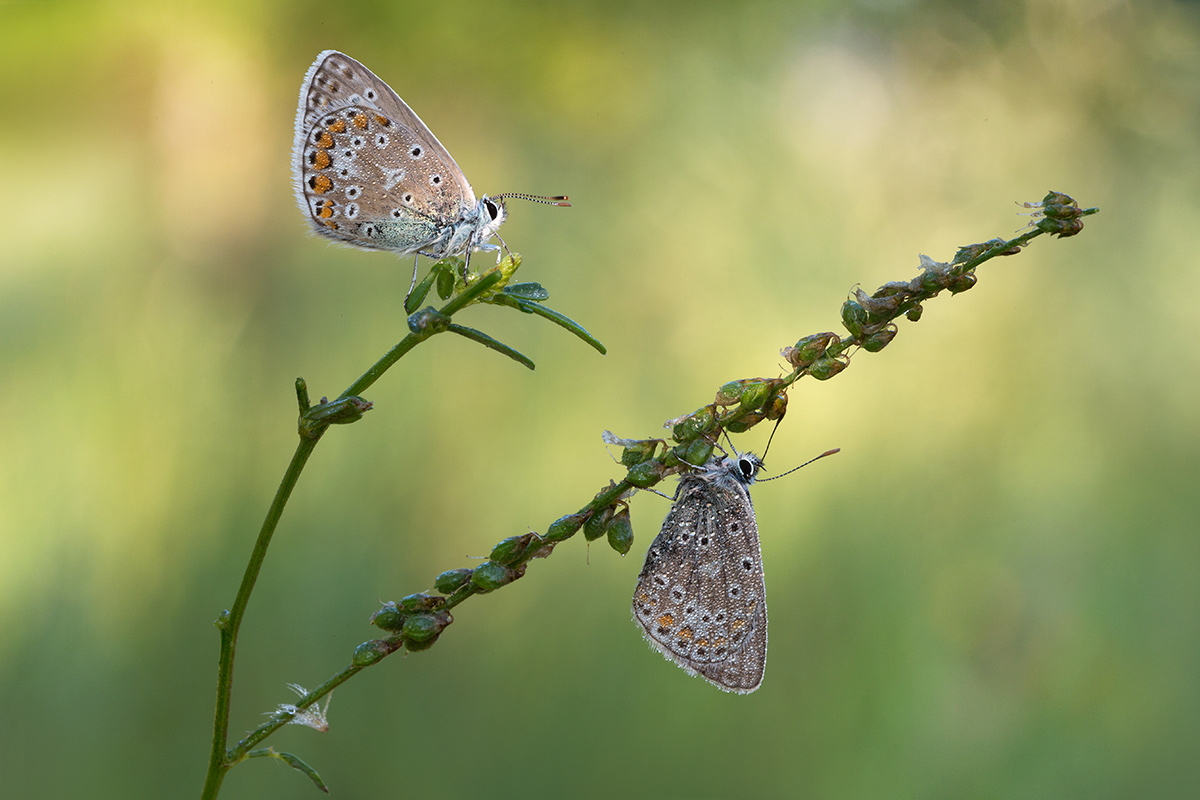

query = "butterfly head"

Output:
[[704, 451, 763, 486], [475, 195, 507, 244], [735, 453, 764, 484]]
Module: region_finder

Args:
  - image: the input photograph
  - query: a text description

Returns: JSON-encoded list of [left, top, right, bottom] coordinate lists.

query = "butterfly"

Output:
[[292, 51, 567, 294]]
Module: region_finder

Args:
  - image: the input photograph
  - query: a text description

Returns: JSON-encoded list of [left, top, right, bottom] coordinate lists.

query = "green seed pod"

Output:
[[1040, 191, 1079, 219], [677, 438, 714, 467], [861, 325, 898, 353], [471, 560, 515, 592], [948, 273, 977, 294], [626, 459, 665, 488], [764, 391, 788, 421], [841, 300, 868, 338], [398, 593, 445, 613], [952, 242, 989, 265], [672, 406, 715, 443], [584, 506, 615, 542], [403, 632, 440, 651], [856, 287, 905, 323], [1037, 216, 1084, 237], [783, 332, 837, 369], [545, 513, 586, 542], [920, 268, 947, 294], [370, 601, 405, 632], [809, 357, 848, 381], [737, 380, 771, 411], [620, 440, 658, 467], [434, 568, 473, 594], [402, 610, 452, 643], [714, 380, 750, 406], [490, 533, 537, 565], [607, 509, 634, 556], [905, 304, 923, 322], [726, 411, 764, 433], [352, 638, 393, 666]]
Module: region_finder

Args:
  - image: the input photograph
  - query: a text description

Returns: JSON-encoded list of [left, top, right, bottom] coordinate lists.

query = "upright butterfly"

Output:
[[292, 51, 567, 291]]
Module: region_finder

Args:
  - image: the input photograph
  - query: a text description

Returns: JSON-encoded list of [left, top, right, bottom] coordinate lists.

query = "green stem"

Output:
[[339, 271, 504, 400], [202, 269, 507, 799], [202, 437, 318, 800]]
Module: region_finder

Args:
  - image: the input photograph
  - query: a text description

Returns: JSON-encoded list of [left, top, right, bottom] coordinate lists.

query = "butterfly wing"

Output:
[[632, 473, 768, 694], [293, 51, 477, 252]]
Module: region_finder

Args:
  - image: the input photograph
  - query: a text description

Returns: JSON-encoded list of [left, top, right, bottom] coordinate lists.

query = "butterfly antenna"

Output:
[[493, 193, 572, 207], [760, 418, 783, 462], [758, 448, 841, 482]]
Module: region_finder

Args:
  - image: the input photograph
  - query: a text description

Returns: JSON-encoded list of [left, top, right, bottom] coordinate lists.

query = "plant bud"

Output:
[[434, 568, 473, 594]]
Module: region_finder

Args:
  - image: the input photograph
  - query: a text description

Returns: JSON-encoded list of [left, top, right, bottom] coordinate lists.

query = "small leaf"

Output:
[[405, 266, 439, 314], [447, 323, 535, 370], [504, 282, 550, 301], [436, 266, 456, 300], [512, 299, 607, 355], [248, 749, 330, 793]]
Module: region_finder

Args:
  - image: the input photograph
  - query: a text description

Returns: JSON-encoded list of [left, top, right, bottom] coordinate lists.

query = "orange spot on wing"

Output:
[[353, 112, 368, 130], [657, 613, 675, 628], [327, 119, 346, 134], [312, 150, 331, 169], [310, 174, 333, 194], [374, 114, 391, 126], [315, 131, 333, 148]]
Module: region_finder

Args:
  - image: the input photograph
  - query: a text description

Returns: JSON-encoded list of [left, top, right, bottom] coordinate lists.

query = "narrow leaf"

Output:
[[447, 323, 536, 370], [405, 266, 439, 314], [247, 749, 330, 793], [513, 299, 607, 355], [504, 282, 550, 301], [436, 266, 456, 300]]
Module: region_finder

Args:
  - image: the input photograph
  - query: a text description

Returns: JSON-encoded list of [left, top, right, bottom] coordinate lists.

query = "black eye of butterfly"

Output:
[[485, 199, 498, 220]]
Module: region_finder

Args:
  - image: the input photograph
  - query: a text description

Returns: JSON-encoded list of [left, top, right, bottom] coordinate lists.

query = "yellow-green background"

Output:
[[3, 0, 1197, 797]]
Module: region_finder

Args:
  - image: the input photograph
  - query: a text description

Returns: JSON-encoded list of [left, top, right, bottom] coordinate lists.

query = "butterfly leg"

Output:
[[492, 232, 511, 264], [474, 241, 503, 266], [405, 254, 420, 302]]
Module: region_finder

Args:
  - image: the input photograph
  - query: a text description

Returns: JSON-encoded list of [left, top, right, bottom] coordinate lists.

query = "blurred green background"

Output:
[[3, 0, 1198, 797]]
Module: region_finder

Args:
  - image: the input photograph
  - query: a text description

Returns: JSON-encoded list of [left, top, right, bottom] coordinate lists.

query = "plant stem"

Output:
[[202, 437, 318, 800], [201, 265, 512, 799]]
